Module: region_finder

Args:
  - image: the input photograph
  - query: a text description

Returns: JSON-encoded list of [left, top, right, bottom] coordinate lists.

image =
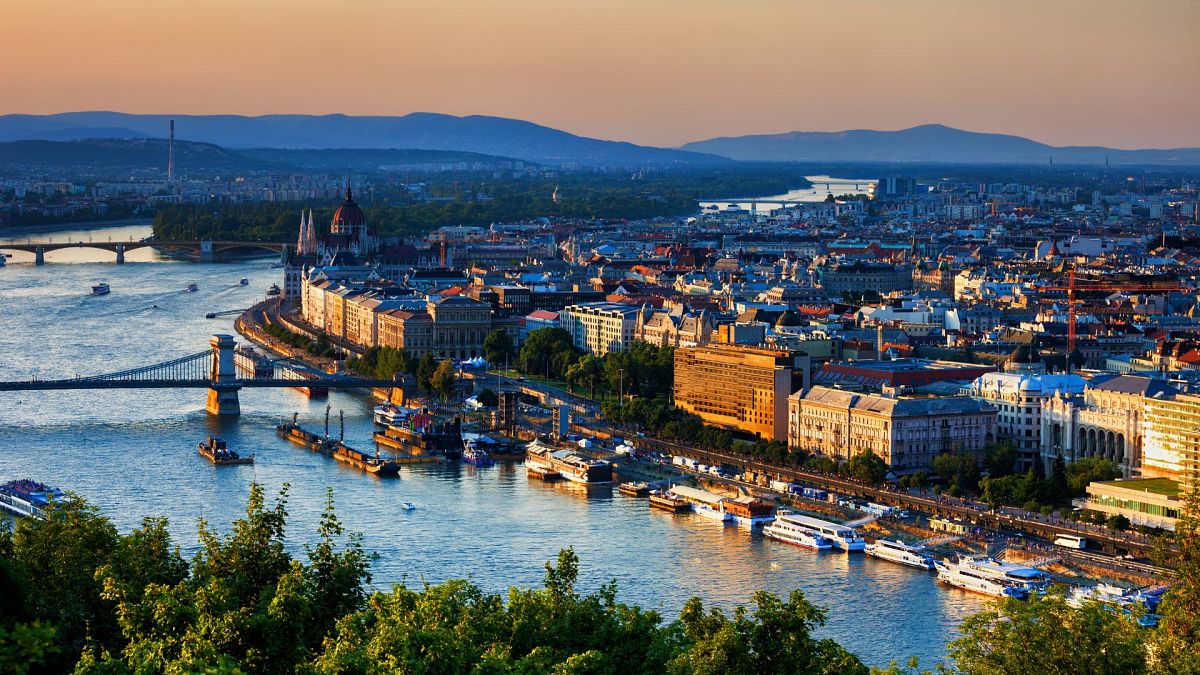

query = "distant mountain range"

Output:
[[0, 112, 726, 168], [680, 124, 1200, 166], [1, 114, 1196, 168]]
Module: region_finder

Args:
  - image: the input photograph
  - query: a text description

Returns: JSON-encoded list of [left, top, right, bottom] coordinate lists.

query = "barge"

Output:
[[618, 481, 651, 497], [198, 437, 253, 465], [0, 479, 68, 519], [524, 438, 612, 484], [648, 489, 691, 513]]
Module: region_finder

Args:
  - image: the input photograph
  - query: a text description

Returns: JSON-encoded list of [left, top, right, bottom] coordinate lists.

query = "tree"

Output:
[[1152, 477, 1200, 671], [430, 359, 458, 400], [482, 328, 513, 366], [949, 594, 1148, 675], [517, 328, 579, 380], [985, 442, 1018, 478], [931, 452, 981, 495], [565, 353, 605, 399], [846, 450, 888, 485], [415, 352, 438, 391], [1065, 457, 1122, 496], [476, 388, 499, 408], [1106, 514, 1130, 531]]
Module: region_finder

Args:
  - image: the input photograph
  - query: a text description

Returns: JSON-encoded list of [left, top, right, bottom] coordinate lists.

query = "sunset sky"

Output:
[[4, 0, 1198, 149]]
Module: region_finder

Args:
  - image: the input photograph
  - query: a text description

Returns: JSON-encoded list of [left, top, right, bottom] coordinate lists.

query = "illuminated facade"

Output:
[[673, 345, 802, 442]]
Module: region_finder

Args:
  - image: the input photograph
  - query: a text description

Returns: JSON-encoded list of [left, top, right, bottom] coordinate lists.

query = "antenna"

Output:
[[167, 119, 175, 183]]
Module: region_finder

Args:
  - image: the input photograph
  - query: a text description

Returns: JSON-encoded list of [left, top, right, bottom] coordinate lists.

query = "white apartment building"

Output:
[[559, 302, 643, 355]]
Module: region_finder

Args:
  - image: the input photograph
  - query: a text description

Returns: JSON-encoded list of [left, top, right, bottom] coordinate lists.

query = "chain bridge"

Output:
[[0, 334, 398, 415]]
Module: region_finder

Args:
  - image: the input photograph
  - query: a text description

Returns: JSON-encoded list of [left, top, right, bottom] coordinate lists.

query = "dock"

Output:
[[527, 465, 561, 481]]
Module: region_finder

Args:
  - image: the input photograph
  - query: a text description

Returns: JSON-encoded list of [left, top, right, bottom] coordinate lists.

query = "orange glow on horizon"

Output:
[[3, 0, 1198, 149]]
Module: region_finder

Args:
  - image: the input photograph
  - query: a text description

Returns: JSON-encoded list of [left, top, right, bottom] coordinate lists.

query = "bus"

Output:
[[1054, 534, 1087, 550]]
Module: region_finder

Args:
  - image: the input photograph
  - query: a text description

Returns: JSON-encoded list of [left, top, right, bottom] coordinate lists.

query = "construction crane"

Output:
[[1042, 266, 1182, 352]]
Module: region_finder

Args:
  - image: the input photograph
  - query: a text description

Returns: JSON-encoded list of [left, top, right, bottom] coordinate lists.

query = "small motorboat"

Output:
[[91, 282, 110, 296], [185, 283, 199, 292], [266, 283, 281, 297], [401, 502, 416, 511], [269, 261, 285, 269], [239, 278, 249, 286]]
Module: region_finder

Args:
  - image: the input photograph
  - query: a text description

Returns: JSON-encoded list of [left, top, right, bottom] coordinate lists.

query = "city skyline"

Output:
[[3, 0, 1198, 150]]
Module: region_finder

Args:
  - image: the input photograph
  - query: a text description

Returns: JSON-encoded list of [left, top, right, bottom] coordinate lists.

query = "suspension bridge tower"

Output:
[[206, 334, 241, 416]]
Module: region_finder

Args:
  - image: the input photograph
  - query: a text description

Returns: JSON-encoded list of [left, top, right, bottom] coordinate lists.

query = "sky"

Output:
[[4, 0, 1199, 149]]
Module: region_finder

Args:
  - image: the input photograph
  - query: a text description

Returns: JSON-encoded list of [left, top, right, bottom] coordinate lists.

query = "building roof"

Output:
[[1087, 374, 1178, 398], [332, 186, 366, 228]]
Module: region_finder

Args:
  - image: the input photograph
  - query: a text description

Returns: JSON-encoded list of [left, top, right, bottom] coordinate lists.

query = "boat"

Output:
[[373, 403, 414, 427], [722, 497, 776, 529], [1067, 582, 1165, 626], [763, 516, 834, 550], [379, 413, 463, 458], [266, 283, 281, 296], [402, 501, 416, 511], [462, 437, 494, 467], [239, 278, 249, 286], [276, 419, 335, 452], [197, 437, 253, 465], [0, 479, 68, 519], [769, 512, 866, 552], [185, 283, 199, 292], [332, 443, 401, 476], [269, 261, 285, 269], [524, 438, 612, 484], [527, 465, 561, 481], [865, 539, 935, 571], [934, 554, 1049, 599], [618, 481, 651, 497], [668, 485, 730, 521], [649, 489, 691, 513], [91, 282, 110, 296]]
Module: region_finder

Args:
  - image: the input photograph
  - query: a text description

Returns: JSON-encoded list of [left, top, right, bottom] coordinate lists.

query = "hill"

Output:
[[680, 124, 1200, 166], [0, 112, 728, 168], [0, 138, 267, 173]]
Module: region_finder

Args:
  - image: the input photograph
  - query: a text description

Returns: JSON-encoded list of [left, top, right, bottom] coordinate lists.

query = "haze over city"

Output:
[[4, 0, 1199, 149]]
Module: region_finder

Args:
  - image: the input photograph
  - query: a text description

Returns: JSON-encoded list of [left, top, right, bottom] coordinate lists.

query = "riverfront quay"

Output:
[[0, 228, 985, 667]]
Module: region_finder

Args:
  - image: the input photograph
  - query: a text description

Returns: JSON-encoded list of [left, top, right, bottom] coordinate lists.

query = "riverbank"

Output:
[[0, 217, 154, 238]]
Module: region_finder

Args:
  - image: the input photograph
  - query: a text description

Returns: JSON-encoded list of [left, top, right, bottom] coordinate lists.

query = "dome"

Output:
[[775, 310, 803, 328], [331, 186, 366, 230], [1010, 345, 1041, 364]]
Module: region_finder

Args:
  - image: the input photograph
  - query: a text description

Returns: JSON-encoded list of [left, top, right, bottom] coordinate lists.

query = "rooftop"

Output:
[[1092, 478, 1180, 497]]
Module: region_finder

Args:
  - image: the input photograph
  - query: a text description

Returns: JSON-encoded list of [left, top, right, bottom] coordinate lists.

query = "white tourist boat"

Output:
[[668, 485, 731, 522], [373, 403, 414, 427], [0, 479, 68, 519], [865, 539, 935, 570], [91, 282, 110, 296], [934, 554, 1048, 599], [771, 512, 866, 552], [763, 515, 833, 550]]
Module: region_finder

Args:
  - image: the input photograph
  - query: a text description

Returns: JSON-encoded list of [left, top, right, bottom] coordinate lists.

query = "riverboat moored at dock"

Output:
[[198, 437, 253, 465], [618, 481, 651, 497], [770, 512, 866, 551], [763, 514, 834, 550], [723, 497, 776, 529], [865, 539, 935, 570], [524, 438, 612, 484], [648, 489, 691, 513], [934, 554, 1049, 599], [667, 485, 730, 521], [0, 479, 68, 519]]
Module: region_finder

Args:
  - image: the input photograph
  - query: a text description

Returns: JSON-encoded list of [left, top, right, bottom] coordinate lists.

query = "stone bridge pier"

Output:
[[206, 334, 241, 416], [115, 244, 125, 264], [34, 246, 44, 265]]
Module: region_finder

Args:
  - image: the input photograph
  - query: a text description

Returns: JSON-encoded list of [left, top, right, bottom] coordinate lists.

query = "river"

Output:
[[699, 175, 877, 211], [0, 224, 983, 668]]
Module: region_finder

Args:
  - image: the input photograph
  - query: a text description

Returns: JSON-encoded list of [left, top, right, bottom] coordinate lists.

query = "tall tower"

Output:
[[167, 119, 175, 183]]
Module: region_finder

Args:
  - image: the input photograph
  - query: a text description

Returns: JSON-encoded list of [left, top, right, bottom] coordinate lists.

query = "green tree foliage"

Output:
[[476, 388, 499, 408], [602, 399, 734, 450], [948, 594, 1148, 675], [415, 353, 438, 391], [1065, 457, 1122, 496], [846, 451, 889, 485], [669, 590, 867, 675], [984, 442, 1018, 478], [482, 328, 514, 366], [564, 353, 605, 399], [347, 346, 411, 381], [1154, 479, 1200, 672], [931, 452, 981, 495], [264, 322, 339, 358], [431, 359, 458, 400], [517, 328, 580, 380]]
